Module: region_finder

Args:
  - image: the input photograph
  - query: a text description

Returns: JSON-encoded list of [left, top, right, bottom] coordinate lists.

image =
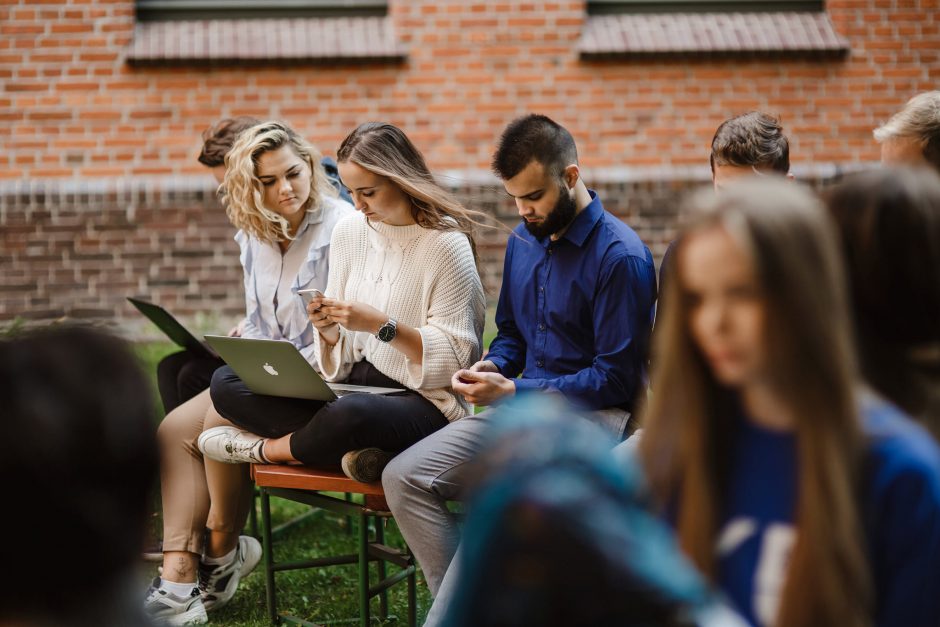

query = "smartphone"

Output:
[[297, 288, 324, 309]]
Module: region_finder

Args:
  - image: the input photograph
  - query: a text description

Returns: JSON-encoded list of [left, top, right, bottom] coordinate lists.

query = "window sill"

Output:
[[125, 16, 406, 66], [578, 11, 849, 58]]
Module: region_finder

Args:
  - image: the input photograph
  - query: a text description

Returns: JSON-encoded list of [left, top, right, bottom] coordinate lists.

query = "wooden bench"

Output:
[[251, 464, 417, 627]]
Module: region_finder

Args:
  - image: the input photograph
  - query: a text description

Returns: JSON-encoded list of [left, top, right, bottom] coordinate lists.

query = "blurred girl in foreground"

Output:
[[639, 179, 940, 627]]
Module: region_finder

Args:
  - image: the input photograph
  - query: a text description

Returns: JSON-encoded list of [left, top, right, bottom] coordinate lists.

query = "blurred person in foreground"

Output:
[[824, 168, 940, 440], [441, 394, 747, 627], [639, 179, 940, 626], [0, 326, 159, 627]]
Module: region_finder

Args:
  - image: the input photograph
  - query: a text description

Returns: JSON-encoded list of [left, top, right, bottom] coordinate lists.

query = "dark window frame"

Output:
[[136, 0, 387, 21], [587, 0, 824, 13]]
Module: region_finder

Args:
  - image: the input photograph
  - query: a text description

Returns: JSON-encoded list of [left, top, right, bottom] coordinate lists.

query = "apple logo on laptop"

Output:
[[263, 362, 279, 376]]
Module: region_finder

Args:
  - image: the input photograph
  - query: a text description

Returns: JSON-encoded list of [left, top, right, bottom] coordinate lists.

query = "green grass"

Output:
[[136, 311, 498, 626]]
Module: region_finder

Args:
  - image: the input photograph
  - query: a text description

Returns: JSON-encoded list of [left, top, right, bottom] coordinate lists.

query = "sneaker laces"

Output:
[[225, 434, 265, 462], [197, 561, 217, 595]]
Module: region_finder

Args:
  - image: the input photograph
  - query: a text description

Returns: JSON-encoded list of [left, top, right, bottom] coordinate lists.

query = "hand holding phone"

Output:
[[298, 288, 324, 309]]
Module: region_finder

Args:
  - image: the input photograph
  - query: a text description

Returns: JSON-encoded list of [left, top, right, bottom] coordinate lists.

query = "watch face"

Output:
[[378, 323, 396, 342]]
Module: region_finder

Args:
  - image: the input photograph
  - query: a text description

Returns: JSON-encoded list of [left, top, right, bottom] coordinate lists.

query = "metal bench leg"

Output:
[[249, 487, 260, 539], [375, 518, 389, 619], [358, 511, 369, 627], [261, 488, 278, 625], [408, 554, 417, 627]]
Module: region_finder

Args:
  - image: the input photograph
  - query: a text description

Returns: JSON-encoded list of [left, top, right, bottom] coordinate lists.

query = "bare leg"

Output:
[[162, 550, 199, 584], [260, 433, 299, 464]]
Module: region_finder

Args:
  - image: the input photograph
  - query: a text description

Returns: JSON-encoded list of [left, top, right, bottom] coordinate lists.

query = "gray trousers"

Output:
[[381, 405, 630, 626]]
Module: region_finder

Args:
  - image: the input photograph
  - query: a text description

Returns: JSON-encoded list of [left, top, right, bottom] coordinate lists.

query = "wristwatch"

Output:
[[376, 318, 398, 342]]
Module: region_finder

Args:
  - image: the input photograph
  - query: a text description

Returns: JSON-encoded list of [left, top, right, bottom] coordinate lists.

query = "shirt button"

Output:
[[548, 248, 554, 255], [538, 323, 545, 331], [536, 360, 544, 368], [539, 286, 544, 293]]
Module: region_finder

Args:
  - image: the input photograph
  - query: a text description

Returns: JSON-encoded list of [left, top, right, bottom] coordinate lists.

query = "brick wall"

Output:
[[1, 0, 938, 331]]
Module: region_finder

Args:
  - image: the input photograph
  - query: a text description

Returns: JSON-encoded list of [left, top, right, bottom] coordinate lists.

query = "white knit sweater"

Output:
[[314, 212, 485, 422]]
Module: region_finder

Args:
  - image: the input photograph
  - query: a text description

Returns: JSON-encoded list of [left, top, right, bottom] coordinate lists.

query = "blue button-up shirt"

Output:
[[485, 191, 657, 411]]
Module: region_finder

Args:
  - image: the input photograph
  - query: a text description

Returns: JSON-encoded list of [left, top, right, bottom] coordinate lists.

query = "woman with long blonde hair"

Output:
[[200, 122, 485, 485], [146, 121, 352, 625], [639, 179, 940, 627]]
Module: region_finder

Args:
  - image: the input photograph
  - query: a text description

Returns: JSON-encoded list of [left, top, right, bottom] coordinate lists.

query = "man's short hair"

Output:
[[873, 91, 940, 173], [710, 111, 790, 175], [197, 116, 261, 167], [492, 114, 579, 181]]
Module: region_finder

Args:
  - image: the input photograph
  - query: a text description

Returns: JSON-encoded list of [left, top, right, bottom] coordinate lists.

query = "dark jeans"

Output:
[[156, 350, 225, 414], [209, 361, 449, 467]]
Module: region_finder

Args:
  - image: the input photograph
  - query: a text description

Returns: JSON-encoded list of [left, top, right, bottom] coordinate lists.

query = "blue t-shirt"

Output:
[[717, 395, 940, 627]]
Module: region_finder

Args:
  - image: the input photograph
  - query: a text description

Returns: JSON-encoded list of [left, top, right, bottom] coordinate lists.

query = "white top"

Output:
[[237, 196, 354, 366], [315, 212, 485, 422]]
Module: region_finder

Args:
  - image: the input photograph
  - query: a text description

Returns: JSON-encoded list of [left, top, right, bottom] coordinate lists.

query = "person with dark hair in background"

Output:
[[640, 178, 940, 627], [709, 111, 792, 190], [659, 112, 792, 289], [825, 168, 940, 440], [155, 117, 260, 416], [382, 113, 657, 625], [874, 91, 940, 174], [0, 326, 159, 627]]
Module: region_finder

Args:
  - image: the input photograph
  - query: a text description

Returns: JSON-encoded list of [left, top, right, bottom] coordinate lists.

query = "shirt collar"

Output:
[[560, 190, 604, 248], [296, 203, 324, 236]]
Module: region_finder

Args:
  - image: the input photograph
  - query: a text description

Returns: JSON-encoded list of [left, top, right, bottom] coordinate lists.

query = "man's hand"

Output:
[[468, 359, 499, 374], [452, 365, 515, 406]]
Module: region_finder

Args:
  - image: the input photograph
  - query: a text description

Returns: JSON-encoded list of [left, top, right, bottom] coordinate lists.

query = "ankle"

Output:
[[161, 552, 198, 582], [203, 545, 236, 566], [158, 578, 197, 597], [258, 439, 271, 464], [206, 533, 239, 559]]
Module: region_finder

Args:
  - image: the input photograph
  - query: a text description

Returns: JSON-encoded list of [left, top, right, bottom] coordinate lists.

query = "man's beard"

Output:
[[523, 186, 578, 239]]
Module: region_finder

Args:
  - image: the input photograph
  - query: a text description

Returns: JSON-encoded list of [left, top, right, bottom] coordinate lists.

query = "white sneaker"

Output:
[[198, 426, 267, 464], [144, 577, 208, 626], [199, 535, 263, 612]]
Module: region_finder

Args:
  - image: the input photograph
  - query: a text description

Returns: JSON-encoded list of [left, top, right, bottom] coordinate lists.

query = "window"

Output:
[[127, 0, 405, 65], [587, 0, 823, 13], [135, 0, 388, 21], [579, 0, 847, 57]]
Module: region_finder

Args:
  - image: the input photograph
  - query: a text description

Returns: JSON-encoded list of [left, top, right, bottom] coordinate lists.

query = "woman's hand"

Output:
[[317, 298, 388, 335], [307, 296, 340, 345]]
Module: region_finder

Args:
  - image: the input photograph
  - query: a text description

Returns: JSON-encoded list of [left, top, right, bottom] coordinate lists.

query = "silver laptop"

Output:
[[203, 335, 402, 401]]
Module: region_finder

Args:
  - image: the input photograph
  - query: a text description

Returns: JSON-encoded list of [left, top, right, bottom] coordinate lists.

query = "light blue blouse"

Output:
[[236, 195, 353, 366]]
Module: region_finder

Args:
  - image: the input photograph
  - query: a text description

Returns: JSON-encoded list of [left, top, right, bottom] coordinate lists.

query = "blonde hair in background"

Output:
[[639, 180, 872, 627], [337, 122, 495, 262], [221, 121, 338, 244], [873, 91, 940, 143]]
